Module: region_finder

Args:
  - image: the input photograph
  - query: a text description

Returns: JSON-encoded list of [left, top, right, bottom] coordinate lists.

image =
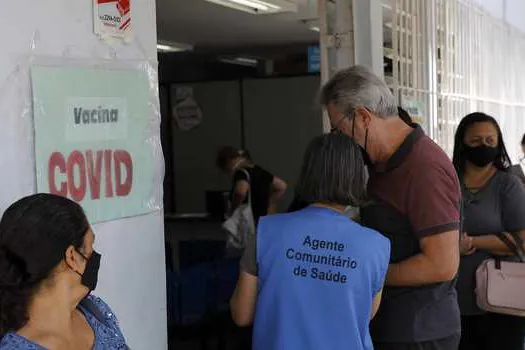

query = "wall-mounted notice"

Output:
[[173, 87, 203, 131], [402, 96, 427, 132], [31, 66, 155, 223], [308, 46, 320, 73], [93, 0, 131, 38]]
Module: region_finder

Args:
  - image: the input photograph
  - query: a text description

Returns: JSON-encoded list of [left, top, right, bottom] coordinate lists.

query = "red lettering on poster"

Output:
[[114, 150, 133, 196], [86, 150, 103, 200], [48, 149, 133, 202], [66, 151, 87, 202], [48, 152, 67, 196]]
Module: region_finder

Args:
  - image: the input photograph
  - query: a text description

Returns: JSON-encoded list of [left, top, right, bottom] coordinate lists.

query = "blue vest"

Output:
[[253, 207, 390, 350]]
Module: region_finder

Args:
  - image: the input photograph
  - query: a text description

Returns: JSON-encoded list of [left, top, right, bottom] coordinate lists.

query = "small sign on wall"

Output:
[[172, 87, 203, 131], [308, 46, 320, 73], [93, 0, 131, 38], [402, 96, 426, 132]]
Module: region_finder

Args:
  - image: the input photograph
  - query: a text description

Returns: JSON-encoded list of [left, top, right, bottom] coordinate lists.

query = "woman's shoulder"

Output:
[[81, 295, 128, 347], [84, 294, 114, 314], [495, 170, 525, 191], [0, 333, 42, 350], [81, 295, 123, 333]]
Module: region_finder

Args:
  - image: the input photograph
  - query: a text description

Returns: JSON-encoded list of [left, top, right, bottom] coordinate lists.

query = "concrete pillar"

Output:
[[353, 0, 384, 78], [318, 0, 384, 130]]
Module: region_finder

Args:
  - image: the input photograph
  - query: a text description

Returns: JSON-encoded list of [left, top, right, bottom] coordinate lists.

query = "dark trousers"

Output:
[[459, 314, 525, 350], [374, 334, 460, 350]]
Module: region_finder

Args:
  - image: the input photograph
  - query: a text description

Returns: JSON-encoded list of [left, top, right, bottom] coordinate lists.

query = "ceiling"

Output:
[[156, 0, 321, 50]]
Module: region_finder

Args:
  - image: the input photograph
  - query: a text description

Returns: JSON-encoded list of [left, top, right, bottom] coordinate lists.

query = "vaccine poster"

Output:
[[31, 66, 155, 223], [93, 0, 131, 38]]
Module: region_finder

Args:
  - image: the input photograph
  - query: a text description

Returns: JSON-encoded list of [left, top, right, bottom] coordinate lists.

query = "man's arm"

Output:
[[386, 230, 459, 286], [391, 159, 461, 287]]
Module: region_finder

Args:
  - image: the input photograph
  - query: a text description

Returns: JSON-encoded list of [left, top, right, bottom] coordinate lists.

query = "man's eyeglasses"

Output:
[[330, 114, 351, 134]]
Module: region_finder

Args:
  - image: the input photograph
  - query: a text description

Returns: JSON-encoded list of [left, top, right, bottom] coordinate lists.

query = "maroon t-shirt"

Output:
[[361, 126, 461, 343]]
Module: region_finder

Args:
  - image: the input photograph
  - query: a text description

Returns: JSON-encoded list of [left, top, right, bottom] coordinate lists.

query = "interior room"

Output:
[[157, 1, 393, 348]]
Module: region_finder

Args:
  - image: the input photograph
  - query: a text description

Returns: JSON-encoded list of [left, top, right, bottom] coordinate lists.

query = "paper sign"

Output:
[[402, 97, 426, 131], [31, 66, 156, 223], [308, 46, 320, 73], [94, 0, 131, 38], [173, 87, 202, 131]]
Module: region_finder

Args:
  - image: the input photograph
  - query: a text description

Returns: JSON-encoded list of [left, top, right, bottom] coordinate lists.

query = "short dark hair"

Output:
[[296, 133, 367, 206], [521, 133, 525, 146], [216, 146, 252, 170], [452, 112, 511, 176], [0, 194, 89, 335]]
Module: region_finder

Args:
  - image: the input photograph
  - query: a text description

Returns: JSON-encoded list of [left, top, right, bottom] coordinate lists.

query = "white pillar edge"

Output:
[[352, 0, 384, 78]]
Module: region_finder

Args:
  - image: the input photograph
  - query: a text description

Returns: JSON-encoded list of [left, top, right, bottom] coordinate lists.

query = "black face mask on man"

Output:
[[351, 116, 372, 166], [464, 145, 499, 168], [75, 250, 101, 292]]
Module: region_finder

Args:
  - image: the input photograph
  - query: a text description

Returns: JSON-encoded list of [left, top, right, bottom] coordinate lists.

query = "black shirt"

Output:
[[233, 165, 274, 222]]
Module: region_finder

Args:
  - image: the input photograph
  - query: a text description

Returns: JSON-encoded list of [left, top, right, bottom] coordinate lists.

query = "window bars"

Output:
[[386, 0, 525, 161]]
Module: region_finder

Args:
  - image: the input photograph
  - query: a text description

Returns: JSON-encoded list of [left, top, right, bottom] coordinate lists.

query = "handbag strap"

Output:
[[494, 232, 525, 262], [236, 168, 252, 205], [496, 180, 525, 262]]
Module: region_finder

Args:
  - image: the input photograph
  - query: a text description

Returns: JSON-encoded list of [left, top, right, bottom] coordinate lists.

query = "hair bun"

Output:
[[0, 248, 26, 289]]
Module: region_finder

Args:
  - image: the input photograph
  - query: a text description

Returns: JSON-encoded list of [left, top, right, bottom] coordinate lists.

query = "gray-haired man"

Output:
[[321, 66, 461, 350]]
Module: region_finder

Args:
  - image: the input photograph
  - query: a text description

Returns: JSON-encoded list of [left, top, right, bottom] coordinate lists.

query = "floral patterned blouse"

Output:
[[0, 295, 128, 349]]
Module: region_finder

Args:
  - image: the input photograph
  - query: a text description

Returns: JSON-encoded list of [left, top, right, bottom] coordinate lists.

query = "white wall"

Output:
[[0, 1, 167, 350]]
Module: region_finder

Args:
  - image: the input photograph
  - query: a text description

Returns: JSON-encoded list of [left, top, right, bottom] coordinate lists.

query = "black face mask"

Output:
[[76, 250, 101, 292], [351, 119, 372, 166], [464, 145, 499, 168]]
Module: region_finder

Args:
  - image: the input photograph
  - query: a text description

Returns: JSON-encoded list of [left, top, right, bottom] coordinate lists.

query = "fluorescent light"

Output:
[[230, 0, 279, 10], [157, 42, 193, 52], [310, 26, 320, 32], [235, 57, 258, 65], [204, 0, 291, 14], [220, 57, 259, 66]]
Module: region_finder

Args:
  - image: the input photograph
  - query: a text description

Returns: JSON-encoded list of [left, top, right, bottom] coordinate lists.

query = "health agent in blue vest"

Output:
[[230, 133, 391, 350]]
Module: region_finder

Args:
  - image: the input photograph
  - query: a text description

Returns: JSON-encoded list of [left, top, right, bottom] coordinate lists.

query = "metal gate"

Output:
[[385, 0, 525, 160]]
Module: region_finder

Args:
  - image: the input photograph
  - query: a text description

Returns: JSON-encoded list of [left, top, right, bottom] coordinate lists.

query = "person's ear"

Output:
[[354, 107, 373, 129], [64, 245, 84, 274]]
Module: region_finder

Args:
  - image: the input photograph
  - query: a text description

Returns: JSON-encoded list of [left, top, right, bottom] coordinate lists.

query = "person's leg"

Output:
[[374, 334, 460, 350], [485, 313, 525, 350], [373, 342, 410, 350], [459, 315, 486, 350], [423, 334, 460, 350]]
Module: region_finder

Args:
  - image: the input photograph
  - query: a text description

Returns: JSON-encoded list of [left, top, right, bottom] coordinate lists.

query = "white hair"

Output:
[[320, 65, 398, 119]]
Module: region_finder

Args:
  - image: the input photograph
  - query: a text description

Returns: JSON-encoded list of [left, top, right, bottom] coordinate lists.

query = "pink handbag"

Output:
[[475, 232, 525, 317]]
